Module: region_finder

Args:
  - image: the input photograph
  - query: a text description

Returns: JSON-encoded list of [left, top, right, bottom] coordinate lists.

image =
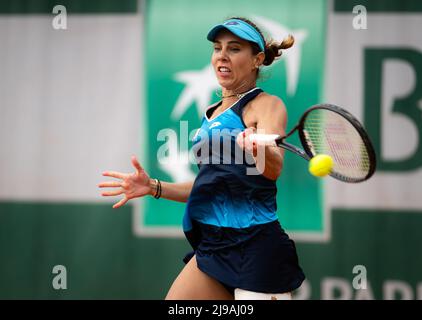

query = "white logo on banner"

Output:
[[52, 5, 67, 30]]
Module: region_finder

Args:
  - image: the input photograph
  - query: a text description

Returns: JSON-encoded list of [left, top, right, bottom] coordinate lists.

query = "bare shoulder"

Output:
[[243, 92, 287, 128], [253, 92, 287, 116]]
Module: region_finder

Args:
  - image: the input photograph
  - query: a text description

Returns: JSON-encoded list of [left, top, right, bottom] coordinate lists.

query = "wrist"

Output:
[[149, 178, 162, 199], [149, 179, 157, 196]]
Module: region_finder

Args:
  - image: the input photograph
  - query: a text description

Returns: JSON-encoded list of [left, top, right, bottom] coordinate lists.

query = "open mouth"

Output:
[[218, 66, 231, 74]]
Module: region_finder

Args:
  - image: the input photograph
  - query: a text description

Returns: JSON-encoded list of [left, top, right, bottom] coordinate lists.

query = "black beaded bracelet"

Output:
[[154, 179, 162, 199]]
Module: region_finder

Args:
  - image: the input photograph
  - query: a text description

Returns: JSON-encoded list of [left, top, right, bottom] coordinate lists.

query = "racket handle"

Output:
[[248, 134, 281, 146]]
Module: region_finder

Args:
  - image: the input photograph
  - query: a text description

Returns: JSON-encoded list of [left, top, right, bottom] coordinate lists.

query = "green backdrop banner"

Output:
[[141, 0, 327, 239]]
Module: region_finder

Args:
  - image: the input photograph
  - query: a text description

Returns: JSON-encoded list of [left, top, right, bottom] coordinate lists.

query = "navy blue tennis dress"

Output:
[[183, 87, 305, 294]]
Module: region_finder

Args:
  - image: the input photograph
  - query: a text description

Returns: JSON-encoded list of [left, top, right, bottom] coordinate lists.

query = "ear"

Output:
[[254, 52, 265, 68]]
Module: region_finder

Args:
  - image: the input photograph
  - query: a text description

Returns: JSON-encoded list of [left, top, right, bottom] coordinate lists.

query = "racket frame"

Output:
[[276, 104, 377, 183]]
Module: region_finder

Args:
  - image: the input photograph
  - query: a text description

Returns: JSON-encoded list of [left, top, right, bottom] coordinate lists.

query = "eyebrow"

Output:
[[214, 40, 242, 45]]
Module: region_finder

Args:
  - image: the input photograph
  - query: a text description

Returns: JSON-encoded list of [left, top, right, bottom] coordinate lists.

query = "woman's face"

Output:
[[211, 30, 262, 91]]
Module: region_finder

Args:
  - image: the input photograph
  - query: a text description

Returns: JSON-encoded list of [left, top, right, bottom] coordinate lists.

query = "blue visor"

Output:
[[207, 19, 265, 52]]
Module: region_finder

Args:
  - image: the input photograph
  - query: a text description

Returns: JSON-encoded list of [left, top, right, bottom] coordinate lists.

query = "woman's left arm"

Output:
[[238, 95, 287, 180]]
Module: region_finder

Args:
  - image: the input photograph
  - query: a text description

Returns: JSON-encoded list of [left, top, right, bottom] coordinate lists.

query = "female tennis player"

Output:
[[99, 17, 305, 300]]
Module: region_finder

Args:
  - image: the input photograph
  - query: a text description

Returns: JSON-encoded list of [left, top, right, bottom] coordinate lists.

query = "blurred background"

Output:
[[0, 0, 421, 299]]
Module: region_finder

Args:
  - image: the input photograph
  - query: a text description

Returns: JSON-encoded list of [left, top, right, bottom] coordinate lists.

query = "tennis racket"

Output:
[[249, 104, 376, 183]]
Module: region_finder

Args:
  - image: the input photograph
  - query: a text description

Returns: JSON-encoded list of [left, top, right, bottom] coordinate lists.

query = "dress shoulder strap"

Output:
[[231, 87, 263, 124]]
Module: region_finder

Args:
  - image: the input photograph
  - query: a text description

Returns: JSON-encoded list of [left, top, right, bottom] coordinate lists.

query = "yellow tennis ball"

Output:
[[309, 154, 334, 177]]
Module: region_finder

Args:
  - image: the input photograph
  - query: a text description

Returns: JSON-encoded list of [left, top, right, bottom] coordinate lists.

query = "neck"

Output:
[[221, 81, 257, 100]]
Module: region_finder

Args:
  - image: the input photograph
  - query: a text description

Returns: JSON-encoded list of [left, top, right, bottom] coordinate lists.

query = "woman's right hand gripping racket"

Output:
[[249, 104, 376, 183]]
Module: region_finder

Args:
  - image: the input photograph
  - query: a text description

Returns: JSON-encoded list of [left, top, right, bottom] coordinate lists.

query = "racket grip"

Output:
[[248, 134, 281, 146]]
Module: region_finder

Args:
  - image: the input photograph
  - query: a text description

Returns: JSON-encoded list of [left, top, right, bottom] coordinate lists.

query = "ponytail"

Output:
[[263, 34, 295, 66]]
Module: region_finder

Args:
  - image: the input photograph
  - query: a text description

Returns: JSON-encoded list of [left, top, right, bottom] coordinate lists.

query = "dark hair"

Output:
[[229, 17, 295, 66]]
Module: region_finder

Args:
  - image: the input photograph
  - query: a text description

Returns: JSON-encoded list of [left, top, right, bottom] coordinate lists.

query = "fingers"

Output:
[[131, 155, 144, 174], [236, 130, 248, 149], [244, 127, 257, 135], [237, 127, 258, 155], [101, 189, 123, 197], [244, 137, 257, 156], [113, 196, 128, 209], [252, 141, 258, 157], [237, 127, 257, 143], [98, 181, 121, 188], [102, 171, 127, 179]]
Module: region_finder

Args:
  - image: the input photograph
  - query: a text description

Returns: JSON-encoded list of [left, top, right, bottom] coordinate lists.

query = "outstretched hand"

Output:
[[98, 156, 152, 209]]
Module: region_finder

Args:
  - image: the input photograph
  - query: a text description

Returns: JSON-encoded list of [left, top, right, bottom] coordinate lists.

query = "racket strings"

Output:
[[303, 109, 371, 180]]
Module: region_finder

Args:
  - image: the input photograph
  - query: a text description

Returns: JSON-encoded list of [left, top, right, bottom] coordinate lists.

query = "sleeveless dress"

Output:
[[183, 87, 305, 293]]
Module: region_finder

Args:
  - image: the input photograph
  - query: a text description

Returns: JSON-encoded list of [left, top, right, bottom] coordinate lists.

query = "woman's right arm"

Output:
[[98, 155, 194, 208], [149, 179, 193, 203]]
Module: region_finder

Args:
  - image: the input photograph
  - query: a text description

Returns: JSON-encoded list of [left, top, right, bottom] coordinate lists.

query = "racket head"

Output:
[[297, 104, 376, 183]]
